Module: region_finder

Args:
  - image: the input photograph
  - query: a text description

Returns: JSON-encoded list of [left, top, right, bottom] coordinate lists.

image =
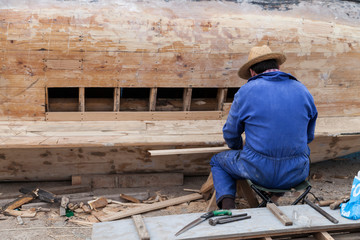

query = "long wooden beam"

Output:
[[46, 111, 223, 121], [149, 146, 229, 156], [95, 193, 203, 222]]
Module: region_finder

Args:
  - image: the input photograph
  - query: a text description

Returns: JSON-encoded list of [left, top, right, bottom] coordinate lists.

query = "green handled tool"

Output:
[[175, 210, 232, 236]]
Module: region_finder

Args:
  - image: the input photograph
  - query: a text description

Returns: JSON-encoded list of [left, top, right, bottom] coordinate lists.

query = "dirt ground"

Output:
[[0, 157, 359, 240]]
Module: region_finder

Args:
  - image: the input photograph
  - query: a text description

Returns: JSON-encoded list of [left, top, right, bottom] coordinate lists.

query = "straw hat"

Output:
[[238, 45, 286, 79]]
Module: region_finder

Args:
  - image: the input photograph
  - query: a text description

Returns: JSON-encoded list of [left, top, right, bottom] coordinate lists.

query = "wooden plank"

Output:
[[19, 187, 57, 203], [45, 111, 222, 121], [314, 231, 335, 240], [237, 180, 259, 208], [149, 146, 229, 156], [132, 215, 150, 240], [266, 203, 293, 226], [88, 197, 108, 210], [200, 172, 214, 194], [114, 87, 120, 112], [183, 88, 192, 111], [205, 191, 217, 212], [4, 194, 35, 211], [149, 87, 157, 111], [95, 193, 203, 222], [120, 194, 141, 203], [92, 205, 360, 239], [79, 87, 85, 112], [216, 88, 227, 111], [4, 209, 37, 218]]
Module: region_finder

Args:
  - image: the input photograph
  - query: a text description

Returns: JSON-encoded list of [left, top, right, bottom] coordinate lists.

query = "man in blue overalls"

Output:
[[211, 45, 318, 209]]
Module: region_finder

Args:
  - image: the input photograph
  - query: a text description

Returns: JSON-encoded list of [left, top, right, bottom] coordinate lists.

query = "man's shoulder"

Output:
[[242, 72, 313, 96], [236, 80, 258, 95]]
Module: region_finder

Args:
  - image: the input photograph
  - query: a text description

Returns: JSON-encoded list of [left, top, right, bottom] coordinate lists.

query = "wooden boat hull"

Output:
[[0, 0, 360, 180], [1, 137, 360, 181], [0, 117, 359, 181]]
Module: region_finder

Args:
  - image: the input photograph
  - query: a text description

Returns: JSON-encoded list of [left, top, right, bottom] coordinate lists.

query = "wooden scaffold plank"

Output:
[[149, 87, 157, 111], [216, 88, 227, 111], [183, 88, 192, 111], [79, 87, 85, 112], [114, 87, 121, 112], [92, 205, 360, 240]]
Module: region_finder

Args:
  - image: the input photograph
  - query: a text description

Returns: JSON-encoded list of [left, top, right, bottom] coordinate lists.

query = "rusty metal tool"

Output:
[[175, 210, 232, 236], [304, 199, 339, 224], [208, 214, 251, 226]]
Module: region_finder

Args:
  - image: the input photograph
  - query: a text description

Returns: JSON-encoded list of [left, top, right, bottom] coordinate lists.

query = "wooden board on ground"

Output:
[[120, 194, 141, 203], [92, 205, 359, 240], [4, 209, 37, 218], [3, 193, 35, 211], [94, 193, 203, 222]]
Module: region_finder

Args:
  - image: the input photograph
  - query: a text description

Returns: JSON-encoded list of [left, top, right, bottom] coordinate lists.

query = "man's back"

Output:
[[236, 71, 317, 158], [211, 45, 317, 208], [222, 71, 317, 188]]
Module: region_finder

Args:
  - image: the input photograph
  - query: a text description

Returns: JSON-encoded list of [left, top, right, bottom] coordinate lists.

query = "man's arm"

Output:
[[222, 93, 246, 150], [307, 101, 318, 144]]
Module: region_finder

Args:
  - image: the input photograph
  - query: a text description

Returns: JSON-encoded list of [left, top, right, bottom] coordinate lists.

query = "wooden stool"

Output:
[[201, 172, 259, 211]]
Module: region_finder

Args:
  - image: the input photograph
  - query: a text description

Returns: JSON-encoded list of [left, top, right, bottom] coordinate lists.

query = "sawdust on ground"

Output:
[[0, 158, 359, 240]]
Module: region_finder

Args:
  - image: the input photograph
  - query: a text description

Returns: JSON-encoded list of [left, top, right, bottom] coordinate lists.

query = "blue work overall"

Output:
[[211, 71, 317, 205]]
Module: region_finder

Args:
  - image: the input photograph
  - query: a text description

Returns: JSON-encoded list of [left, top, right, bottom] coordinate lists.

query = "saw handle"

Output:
[[201, 210, 232, 219]]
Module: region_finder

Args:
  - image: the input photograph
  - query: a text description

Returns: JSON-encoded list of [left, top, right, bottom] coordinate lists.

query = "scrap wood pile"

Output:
[[0, 185, 205, 226], [0, 171, 353, 228]]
